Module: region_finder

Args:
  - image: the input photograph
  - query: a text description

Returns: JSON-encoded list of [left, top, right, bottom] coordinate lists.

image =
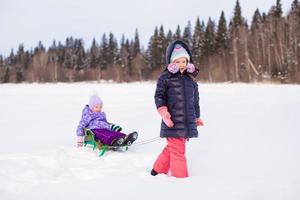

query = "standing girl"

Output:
[[151, 40, 204, 178]]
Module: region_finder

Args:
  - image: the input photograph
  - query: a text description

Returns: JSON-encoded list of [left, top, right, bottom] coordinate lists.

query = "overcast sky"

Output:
[[0, 0, 294, 56]]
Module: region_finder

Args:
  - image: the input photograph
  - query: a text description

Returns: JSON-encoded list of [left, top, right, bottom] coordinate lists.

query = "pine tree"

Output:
[[290, 0, 300, 26], [99, 33, 109, 70], [274, 0, 283, 18], [268, 1, 282, 18], [182, 21, 193, 48], [7, 49, 16, 66], [17, 44, 31, 81], [262, 12, 267, 23], [173, 25, 181, 40], [125, 39, 132, 74], [63, 38, 73, 68], [166, 29, 173, 45], [25, 51, 31, 68], [291, 0, 299, 11], [133, 29, 141, 57], [204, 18, 216, 56], [158, 25, 166, 66], [232, 0, 243, 27], [147, 27, 161, 69], [75, 39, 85, 69], [56, 41, 64, 66], [203, 18, 216, 82], [34, 41, 45, 54], [289, 0, 300, 25], [90, 38, 99, 68], [17, 44, 25, 63], [49, 40, 57, 52], [0, 55, 3, 68], [120, 35, 127, 67], [108, 32, 118, 65], [0, 55, 7, 83], [215, 11, 229, 52], [229, 0, 245, 36], [15, 45, 24, 82], [48, 40, 57, 64], [251, 9, 262, 33], [192, 17, 205, 66]]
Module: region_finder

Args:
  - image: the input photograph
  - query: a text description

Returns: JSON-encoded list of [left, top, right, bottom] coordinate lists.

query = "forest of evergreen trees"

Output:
[[1, 0, 300, 83]]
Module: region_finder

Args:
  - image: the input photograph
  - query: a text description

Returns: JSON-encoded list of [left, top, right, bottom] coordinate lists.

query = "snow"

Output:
[[0, 82, 299, 200]]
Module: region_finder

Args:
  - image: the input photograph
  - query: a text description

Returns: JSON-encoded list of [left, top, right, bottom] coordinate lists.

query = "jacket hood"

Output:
[[166, 40, 193, 64]]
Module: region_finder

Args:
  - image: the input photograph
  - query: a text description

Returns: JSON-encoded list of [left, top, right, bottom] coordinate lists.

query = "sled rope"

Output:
[[131, 137, 162, 146]]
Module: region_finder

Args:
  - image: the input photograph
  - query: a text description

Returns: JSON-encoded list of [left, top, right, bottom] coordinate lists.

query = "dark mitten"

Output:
[[110, 123, 122, 132]]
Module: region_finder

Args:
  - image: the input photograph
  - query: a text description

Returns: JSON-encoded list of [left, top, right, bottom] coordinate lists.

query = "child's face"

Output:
[[92, 104, 102, 112], [173, 57, 188, 72]]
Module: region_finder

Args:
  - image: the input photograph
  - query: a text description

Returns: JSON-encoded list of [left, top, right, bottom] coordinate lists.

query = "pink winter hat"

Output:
[[89, 95, 103, 109], [170, 44, 190, 63]]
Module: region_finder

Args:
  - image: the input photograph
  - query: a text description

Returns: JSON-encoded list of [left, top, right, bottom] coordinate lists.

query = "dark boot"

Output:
[[150, 169, 158, 176], [123, 132, 138, 146]]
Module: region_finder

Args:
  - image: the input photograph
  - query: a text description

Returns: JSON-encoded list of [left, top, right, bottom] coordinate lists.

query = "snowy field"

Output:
[[0, 82, 299, 200]]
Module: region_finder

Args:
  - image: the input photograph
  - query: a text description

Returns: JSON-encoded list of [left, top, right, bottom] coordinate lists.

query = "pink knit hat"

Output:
[[170, 44, 190, 63]]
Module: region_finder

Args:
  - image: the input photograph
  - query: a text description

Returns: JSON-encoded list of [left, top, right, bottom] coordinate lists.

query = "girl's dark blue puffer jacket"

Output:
[[154, 40, 200, 138]]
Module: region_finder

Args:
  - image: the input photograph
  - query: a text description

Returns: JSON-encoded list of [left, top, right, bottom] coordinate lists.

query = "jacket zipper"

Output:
[[181, 74, 189, 138]]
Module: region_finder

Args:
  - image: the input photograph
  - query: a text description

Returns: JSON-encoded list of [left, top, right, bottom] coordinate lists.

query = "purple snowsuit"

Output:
[[76, 105, 126, 145]]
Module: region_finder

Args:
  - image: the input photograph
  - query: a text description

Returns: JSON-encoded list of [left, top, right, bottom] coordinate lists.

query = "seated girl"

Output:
[[76, 95, 138, 147]]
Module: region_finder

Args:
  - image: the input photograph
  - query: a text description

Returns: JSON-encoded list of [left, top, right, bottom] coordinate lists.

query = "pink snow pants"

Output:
[[153, 137, 188, 178]]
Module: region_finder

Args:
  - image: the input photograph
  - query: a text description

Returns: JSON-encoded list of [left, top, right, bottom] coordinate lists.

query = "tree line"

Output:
[[1, 0, 300, 83]]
